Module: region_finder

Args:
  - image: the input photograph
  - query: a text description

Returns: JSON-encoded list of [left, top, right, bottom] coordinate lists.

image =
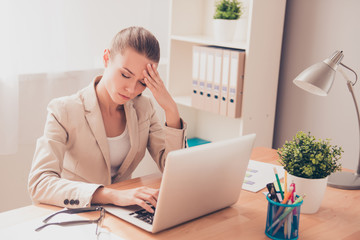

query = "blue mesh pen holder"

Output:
[[265, 194, 303, 240]]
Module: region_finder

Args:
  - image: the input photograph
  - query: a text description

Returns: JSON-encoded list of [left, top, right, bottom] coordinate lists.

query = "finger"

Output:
[[143, 70, 157, 89], [152, 64, 159, 76], [143, 69, 152, 80], [144, 189, 159, 207], [138, 187, 158, 200], [154, 189, 159, 199], [135, 198, 154, 213], [144, 188, 159, 201], [137, 188, 159, 207], [144, 77, 155, 90], [137, 194, 156, 212], [146, 63, 158, 79], [146, 195, 158, 208], [140, 186, 158, 195]]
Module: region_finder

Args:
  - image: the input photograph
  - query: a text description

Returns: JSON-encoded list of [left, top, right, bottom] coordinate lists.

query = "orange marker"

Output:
[[273, 186, 294, 219]]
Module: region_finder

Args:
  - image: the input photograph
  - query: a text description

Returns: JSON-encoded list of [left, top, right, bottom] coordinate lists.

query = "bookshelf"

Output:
[[166, 0, 286, 147]]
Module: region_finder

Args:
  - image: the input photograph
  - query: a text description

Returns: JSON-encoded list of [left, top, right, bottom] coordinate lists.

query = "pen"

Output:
[[291, 183, 298, 238], [283, 171, 288, 237], [287, 198, 292, 239], [273, 167, 284, 199], [284, 171, 288, 195], [273, 186, 294, 219], [290, 182, 297, 214], [267, 195, 305, 233], [266, 183, 279, 202], [290, 182, 296, 202]]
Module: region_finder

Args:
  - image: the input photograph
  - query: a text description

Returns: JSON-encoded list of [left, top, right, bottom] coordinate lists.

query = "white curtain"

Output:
[[0, 0, 170, 155], [0, 76, 19, 155], [0, 1, 20, 154], [0, 0, 68, 154]]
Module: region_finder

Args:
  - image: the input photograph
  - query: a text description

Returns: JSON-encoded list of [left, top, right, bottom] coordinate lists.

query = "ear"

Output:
[[103, 49, 110, 67]]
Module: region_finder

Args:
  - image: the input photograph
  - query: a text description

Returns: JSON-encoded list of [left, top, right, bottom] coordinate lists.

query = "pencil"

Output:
[[284, 171, 288, 236], [273, 167, 284, 199]]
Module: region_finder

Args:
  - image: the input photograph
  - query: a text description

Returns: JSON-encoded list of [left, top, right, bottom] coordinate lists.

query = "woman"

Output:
[[28, 26, 186, 213]]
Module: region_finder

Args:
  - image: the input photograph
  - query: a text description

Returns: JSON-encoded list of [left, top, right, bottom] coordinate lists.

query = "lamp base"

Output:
[[327, 171, 360, 190]]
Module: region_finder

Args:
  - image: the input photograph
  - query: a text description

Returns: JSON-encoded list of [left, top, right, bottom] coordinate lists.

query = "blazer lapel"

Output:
[[81, 77, 111, 178], [117, 100, 139, 175]]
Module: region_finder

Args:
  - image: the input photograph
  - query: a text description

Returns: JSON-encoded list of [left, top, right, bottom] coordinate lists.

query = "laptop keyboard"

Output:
[[129, 205, 156, 225]]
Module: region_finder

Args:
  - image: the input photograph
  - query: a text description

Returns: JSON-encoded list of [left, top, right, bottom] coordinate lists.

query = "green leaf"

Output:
[[277, 131, 343, 179], [214, 0, 243, 20]]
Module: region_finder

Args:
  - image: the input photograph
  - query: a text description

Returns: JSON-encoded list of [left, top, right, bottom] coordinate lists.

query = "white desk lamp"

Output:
[[293, 50, 360, 190]]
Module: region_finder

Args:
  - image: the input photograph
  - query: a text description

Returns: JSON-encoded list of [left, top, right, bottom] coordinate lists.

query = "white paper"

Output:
[[0, 212, 124, 240], [242, 160, 285, 192]]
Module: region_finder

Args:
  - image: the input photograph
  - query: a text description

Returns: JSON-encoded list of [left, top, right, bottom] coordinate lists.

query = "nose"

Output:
[[125, 79, 137, 95]]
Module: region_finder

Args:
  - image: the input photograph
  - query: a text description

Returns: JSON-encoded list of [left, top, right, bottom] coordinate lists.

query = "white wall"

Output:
[[0, 0, 170, 212], [274, 0, 360, 171]]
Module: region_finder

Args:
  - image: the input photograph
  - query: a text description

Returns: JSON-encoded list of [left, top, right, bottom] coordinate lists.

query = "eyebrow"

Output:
[[122, 67, 135, 76]]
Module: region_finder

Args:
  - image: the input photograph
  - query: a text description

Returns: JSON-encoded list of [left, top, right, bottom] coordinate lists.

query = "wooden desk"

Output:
[[1, 147, 359, 239]]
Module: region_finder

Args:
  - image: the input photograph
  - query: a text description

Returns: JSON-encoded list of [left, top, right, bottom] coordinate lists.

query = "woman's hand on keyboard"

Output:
[[92, 186, 159, 213]]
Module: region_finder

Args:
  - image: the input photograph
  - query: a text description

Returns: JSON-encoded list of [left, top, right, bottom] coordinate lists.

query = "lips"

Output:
[[118, 93, 130, 100]]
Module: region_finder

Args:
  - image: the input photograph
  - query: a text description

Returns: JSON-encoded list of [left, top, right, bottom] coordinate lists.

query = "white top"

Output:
[[107, 126, 131, 177]]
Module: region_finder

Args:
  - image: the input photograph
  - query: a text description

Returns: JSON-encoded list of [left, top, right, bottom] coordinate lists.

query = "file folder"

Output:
[[212, 48, 223, 114], [227, 50, 245, 118], [191, 46, 201, 108], [198, 46, 207, 110], [204, 47, 215, 112], [220, 49, 231, 116]]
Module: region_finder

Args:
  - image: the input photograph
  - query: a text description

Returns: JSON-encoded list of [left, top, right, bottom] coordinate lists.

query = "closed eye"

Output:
[[122, 73, 131, 79], [139, 81, 146, 87]]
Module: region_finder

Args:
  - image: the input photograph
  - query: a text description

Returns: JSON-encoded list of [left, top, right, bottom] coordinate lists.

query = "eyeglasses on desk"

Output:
[[35, 206, 110, 239]]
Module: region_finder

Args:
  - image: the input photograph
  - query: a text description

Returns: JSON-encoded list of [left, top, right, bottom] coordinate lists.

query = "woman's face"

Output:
[[102, 47, 156, 105]]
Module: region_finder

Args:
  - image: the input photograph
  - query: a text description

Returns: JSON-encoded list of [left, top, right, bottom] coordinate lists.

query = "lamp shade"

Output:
[[293, 50, 344, 96]]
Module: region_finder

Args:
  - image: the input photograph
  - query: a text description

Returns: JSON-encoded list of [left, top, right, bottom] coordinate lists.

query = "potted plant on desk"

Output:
[[213, 0, 244, 42], [277, 131, 343, 214]]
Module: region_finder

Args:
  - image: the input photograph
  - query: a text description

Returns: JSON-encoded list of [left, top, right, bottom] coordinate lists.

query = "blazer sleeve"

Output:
[[146, 98, 187, 171], [28, 99, 102, 208]]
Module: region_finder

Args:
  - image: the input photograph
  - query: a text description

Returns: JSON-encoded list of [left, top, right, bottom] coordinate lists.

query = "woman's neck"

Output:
[[95, 78, 123, 116]]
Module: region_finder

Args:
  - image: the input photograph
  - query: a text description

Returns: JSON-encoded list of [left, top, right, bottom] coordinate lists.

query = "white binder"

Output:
[[204, 47, 215, 112], [219, 49, 231, 116], [198, 46, 207, 110], [191, 45, 201, 109], [212, 48, 223, 114], [227, 50, 245, 118]]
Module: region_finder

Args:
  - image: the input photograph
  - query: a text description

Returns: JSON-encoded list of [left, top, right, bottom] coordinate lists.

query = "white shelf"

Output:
[[173, 95, 192, 107], [171, 34, 247, 50], [168, 0, 286, 147]]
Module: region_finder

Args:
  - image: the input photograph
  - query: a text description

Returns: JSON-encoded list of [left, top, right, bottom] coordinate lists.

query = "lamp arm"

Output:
[[346, 82, 360, 175], [339, 67, 360, 175], [340, 62, 358, 86]]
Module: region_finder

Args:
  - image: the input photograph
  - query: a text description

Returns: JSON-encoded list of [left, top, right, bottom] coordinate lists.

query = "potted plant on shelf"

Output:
[[213, 0, 244, 42], [277, 131, 343, 214]]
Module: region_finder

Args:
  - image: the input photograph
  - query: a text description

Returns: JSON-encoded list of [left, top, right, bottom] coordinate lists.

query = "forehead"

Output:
[[111, 48, 154, 75]]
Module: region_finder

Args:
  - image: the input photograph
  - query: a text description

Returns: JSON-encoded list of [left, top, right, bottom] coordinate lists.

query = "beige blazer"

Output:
[[28, 76, 187, 208]]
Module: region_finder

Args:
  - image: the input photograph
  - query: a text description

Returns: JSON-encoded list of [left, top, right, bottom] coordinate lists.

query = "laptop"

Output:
[[104, 133, 256, 233]]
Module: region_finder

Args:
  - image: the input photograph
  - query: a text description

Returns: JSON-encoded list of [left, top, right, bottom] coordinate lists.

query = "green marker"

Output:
[[273, 167, 284, 199]]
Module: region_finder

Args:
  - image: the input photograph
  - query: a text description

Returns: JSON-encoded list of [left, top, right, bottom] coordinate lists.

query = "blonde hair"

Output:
[[109, 26, 160, 63]]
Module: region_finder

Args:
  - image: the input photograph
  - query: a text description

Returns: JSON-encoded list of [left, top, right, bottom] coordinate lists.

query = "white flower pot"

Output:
[[233, 18, 248, 42], [287, 174, 328, 214], [213, 19, 238, 42]]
